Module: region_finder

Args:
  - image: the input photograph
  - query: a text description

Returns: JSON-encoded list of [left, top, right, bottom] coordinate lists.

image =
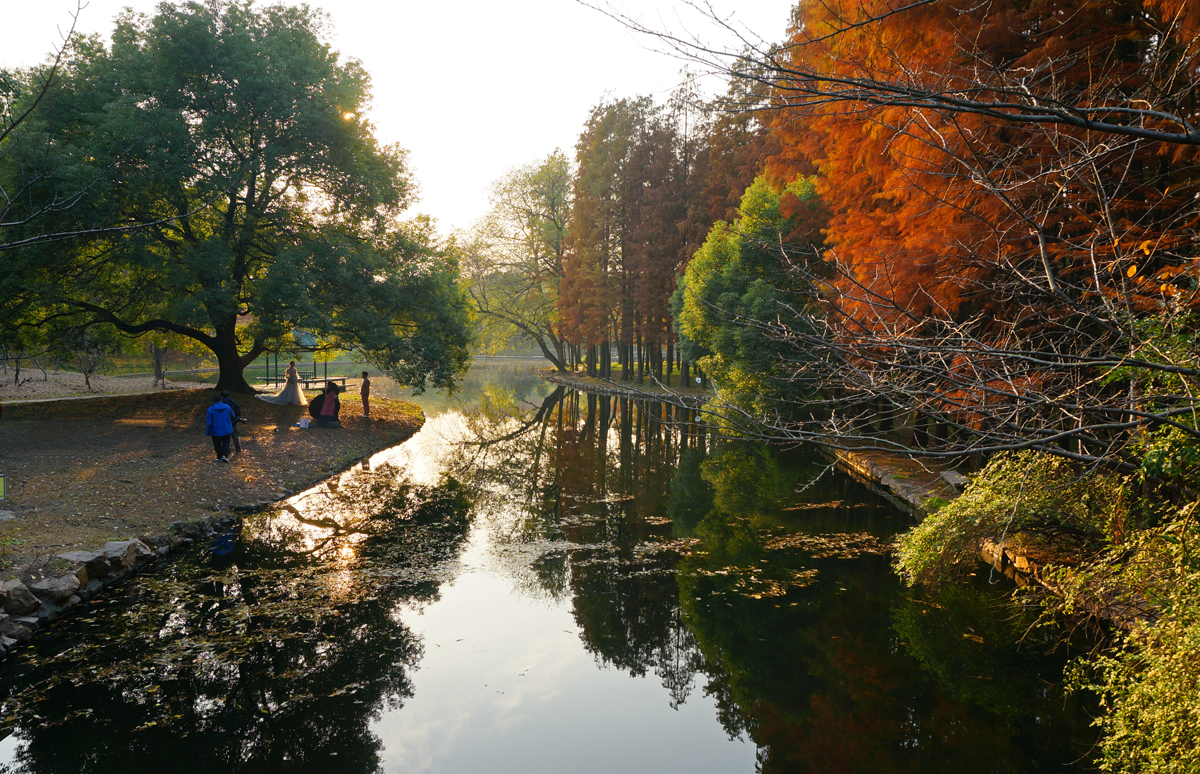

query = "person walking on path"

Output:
[[221, 390, 244, 453], [360, 371, 371, 417], [205, 393, 235, 462]]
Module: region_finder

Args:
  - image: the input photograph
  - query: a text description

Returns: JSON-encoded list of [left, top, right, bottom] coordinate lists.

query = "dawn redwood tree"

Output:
[[613, 0, 1200, 469], [561, 97, 651, 376], [561, 92, 719, 384], [695, 67, 775, 228], [1, 1, 470, 392], [751, 0, 1200, 466], [625, 113, 693, 384]]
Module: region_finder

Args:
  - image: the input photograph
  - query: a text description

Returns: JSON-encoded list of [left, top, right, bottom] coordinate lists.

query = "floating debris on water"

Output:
[[764, 531, 890, 559]]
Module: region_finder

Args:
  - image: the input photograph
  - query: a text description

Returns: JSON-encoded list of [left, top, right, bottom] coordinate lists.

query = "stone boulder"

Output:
[[2, 581, 39, 616], [29, 575, 80, 605], [941, 470, 969, 492], [8, 618, 37, 638], [57, 550, 111, 579], [138, 534, 173, 551], [169, 521, 205, 540], [78, 579, 105, 602], [100, 540, 155, 569]]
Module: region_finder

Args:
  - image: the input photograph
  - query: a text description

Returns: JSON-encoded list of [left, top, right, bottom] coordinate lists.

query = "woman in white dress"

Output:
[[257, 360, 308, 406]]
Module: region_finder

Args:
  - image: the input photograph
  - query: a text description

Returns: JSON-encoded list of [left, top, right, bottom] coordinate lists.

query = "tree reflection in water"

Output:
[[445, 386, 1098, 772], [0, 466, 471, 774], [0, 372, 1099, 774]]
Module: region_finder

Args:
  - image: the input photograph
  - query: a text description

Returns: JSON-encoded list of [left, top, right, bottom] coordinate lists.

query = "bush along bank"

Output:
[[0, 515, 237, 660], [894, 450, 1200, 773]]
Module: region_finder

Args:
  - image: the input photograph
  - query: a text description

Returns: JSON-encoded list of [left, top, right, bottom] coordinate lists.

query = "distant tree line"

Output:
[[465, 74, 780, 388]]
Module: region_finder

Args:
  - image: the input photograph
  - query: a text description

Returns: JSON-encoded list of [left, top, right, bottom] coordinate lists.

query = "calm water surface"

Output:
[[0, 360, 1097, 772]]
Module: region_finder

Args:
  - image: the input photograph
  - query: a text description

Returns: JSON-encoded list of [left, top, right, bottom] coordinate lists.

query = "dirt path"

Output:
[[0, 389, 422, 582]]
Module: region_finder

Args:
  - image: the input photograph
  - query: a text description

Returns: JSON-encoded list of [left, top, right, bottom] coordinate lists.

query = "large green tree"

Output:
[[464, 151, 571, 370], [673, 175, 826, 420], [1, 1, 470, 392]]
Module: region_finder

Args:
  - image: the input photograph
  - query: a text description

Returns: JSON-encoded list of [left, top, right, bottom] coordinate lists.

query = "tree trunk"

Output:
[[213, 319, 258, 393], [636, 334, 644, 384], [554, 336, 567, 373], [534, 334, 567, 372]]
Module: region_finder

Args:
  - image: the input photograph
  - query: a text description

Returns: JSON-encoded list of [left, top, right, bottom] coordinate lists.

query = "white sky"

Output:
[[4, 0, 794, 236]]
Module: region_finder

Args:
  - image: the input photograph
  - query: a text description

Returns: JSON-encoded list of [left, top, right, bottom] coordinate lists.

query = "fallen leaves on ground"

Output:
[[0, 391, 423, 580]]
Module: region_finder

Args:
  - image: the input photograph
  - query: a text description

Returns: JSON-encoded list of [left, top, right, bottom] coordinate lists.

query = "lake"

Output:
[[0, 359, 1097, 773]]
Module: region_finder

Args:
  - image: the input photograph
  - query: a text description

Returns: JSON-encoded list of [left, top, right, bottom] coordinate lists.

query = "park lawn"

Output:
[[0, 389, 423, 581]]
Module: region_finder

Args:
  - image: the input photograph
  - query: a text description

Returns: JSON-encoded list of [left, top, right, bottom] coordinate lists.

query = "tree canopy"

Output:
[[674, 175, 826, 419], [463, 151, 572, 370], [1, 0, 470, 392]]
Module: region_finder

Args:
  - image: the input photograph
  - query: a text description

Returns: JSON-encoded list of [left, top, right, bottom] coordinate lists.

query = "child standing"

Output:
[[360, 371, 371, 417]]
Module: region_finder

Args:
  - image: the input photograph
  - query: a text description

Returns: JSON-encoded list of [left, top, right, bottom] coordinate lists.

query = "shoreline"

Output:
[[0, 389, 426, 658], [537, 368, 962, 516], [538, 368, 709, 407]]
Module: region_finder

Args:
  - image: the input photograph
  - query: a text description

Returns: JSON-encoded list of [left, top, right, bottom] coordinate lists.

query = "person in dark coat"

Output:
[[317, 383, 341, 428], [220, 390, 245, 453], [205, 393, 235, 462]]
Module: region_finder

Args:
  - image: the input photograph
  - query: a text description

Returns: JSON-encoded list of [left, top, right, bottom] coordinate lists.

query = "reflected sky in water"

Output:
[[365, 366, 757, 771], [379, 572, 754, 773]]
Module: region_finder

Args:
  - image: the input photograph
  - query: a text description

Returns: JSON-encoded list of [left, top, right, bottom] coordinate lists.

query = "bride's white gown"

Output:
[[257, 368, 308, 406]]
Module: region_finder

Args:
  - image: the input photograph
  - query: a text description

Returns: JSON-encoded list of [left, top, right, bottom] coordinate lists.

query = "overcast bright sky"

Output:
[[5, 0, 793, 235]]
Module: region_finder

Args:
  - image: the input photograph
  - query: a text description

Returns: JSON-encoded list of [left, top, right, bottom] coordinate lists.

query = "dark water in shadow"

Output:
[[0, 359, 1098, 773]]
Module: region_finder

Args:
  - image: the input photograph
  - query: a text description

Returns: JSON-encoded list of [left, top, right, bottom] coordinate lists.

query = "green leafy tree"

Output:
[[1, 1, 469, 392], [464, 151, 571, 369], [673, 175, 826, 420]]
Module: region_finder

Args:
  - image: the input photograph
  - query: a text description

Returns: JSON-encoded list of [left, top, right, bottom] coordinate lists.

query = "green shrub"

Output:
[[1139, 425, 1200, 489], [894, 451, 1123, 586], [1069, 513, 1200, 772]]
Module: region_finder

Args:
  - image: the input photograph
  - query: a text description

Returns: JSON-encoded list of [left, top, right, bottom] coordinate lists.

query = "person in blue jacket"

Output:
[[205, 393, 235, 462]]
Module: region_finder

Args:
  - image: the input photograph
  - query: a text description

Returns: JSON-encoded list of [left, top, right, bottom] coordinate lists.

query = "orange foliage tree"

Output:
[[559, 89, 756, 385], [612, 0, 1200, 467], [648, 0, 1200, 467]]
